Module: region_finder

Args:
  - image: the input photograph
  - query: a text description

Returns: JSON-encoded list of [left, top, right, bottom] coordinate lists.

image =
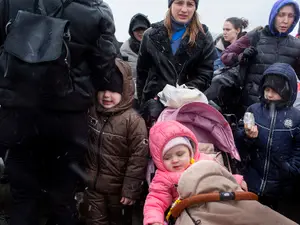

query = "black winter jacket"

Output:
[[0, 0, 117, 111], [136, 21, 216, 105]]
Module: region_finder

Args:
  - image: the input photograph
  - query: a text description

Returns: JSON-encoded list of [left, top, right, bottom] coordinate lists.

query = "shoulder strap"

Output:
[[240, 29, 261, 88], [251, 30, 261, 48], [34, 0, 73, 17], [246, 28, 262, 48], [52, 0, 73, 17]]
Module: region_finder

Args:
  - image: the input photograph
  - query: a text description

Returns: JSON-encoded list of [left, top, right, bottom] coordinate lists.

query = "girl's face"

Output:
[[223, 21, 239, 43], [163, 145, 191, 172], [171, 0, 196, 24]]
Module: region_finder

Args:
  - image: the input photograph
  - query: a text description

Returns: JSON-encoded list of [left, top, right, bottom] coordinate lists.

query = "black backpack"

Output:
[[0, 0, 74, 102]]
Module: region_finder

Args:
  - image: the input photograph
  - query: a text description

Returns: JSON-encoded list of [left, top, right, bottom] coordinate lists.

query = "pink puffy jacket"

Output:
[[143, 121, 243, 225]]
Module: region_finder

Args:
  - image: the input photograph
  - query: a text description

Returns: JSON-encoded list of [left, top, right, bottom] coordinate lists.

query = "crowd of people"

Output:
[[0, 0, 300, 225]]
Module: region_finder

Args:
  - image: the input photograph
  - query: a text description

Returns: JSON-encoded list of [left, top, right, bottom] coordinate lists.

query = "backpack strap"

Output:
[[34, 0, 73, 17], [250, 29, 261, 48], [51, 0, 73, 17], [240, 29, 261, 91]]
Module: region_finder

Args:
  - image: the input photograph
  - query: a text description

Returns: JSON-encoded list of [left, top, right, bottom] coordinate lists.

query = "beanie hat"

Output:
[[168, 0, 199, 9], [97, 66, 123, 94], [163, 137, 194, 158], [263, 74, 290, 101]]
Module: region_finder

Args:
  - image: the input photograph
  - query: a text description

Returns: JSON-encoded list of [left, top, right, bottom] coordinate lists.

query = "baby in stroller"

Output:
[[172, 160, 297, 225], [143, 120, 245, 225]]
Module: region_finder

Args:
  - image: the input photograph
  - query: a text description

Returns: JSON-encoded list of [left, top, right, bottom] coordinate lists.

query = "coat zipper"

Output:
[[259, 109, 277, 195], [93, 117, 109, 190], [168, 60, 179, 86], [167, 60, 186, 86]]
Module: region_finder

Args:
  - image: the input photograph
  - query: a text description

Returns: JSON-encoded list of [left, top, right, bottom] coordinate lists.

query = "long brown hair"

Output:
[[164, 9, 204, 46]]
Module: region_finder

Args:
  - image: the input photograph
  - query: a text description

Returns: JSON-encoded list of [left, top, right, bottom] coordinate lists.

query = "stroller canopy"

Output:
[[157, 102, 240, 161]]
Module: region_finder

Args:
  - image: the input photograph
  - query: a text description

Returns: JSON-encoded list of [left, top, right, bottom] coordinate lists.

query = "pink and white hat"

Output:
[[162, 137, 194, 157]]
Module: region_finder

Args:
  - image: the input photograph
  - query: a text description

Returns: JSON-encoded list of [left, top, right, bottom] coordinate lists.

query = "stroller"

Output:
[[144, 84, 251, 224], [146, 100, 242, 187]]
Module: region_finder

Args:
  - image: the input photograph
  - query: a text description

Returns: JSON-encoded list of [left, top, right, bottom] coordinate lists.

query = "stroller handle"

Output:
[[169, 191, 258, 219]]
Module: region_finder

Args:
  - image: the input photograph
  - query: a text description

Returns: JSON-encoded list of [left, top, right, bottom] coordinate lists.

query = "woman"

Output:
[[121, 13, 151, 109], [214, 17, 248, 70], [137, 0, 216, 109]]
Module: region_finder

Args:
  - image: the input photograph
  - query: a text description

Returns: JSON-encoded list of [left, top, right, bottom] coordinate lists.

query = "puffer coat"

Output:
[[86, 58, 149, 200]]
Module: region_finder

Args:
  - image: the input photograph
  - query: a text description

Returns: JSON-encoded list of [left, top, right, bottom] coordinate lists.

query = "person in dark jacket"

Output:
[[214, 17, 248, 70], [221, 0, 300, 110], [0, 0, 117, 225], [84, 58, 149, 225], [121, 13, 151, 109], [235, 63, 300, 215], [136, 0, 216, 113]]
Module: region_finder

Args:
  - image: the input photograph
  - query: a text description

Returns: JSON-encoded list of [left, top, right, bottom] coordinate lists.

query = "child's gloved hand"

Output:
[[245, 125, 258, 139], [120, 197, 135, 205]]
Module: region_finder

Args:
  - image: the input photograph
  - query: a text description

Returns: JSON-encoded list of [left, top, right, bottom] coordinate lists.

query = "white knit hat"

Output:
[[163, 137, 194, 157]]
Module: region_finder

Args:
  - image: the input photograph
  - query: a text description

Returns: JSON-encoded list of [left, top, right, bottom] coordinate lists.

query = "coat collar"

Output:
[[148, 21, 208, 65]]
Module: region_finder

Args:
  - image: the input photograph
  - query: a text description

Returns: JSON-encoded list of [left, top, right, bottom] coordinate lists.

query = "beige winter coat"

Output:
[[175, 160, 298, 225]]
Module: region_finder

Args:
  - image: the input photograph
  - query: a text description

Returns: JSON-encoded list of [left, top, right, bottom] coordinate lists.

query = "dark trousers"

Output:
[[84, 189, 132, 225], [0, 108, 88, 225]]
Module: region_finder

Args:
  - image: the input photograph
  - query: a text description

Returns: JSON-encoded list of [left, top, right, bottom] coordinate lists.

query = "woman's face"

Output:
[[171, 0, 196, 24], [275, 5, 295, 33], [223, 21, 239, 44]]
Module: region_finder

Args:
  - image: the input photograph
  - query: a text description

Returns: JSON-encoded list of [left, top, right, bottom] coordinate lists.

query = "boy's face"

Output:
[[264, 87, 282, 101], [97, 91, 122, 109]]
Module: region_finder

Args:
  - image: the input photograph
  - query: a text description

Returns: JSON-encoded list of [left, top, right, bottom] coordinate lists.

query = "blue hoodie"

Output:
[[235, 63, 300, 198], [269, 0, 300, 36]]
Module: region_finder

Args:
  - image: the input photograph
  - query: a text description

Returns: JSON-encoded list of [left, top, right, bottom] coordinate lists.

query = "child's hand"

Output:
[[120, 197, 135, 205], [245, 125, 258, 139]]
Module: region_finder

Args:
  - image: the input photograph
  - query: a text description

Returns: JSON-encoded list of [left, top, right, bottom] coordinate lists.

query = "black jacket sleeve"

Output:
[[87, 1, 117, 88], [185, 30, 216, 92], [136, 29, 153, 104], [0, 0, 6, 46]]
